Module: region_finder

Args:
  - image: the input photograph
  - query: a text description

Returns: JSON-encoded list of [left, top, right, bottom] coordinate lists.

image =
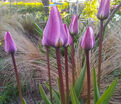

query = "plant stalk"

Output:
[[46, 47, 53, 104], [11, 53, 24, 104], [85, 50, 90, 104], [98, 20, 103, 90], [64, 47, 69, 104], [56, 48, 65, 104], [71, 36, 75, 86]]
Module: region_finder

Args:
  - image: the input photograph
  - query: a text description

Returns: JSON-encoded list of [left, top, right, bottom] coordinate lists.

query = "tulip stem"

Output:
[[11, 53, 24, 104], [85, 50, 90, 104], [71, 36, 75, 86], [46, 47, 53, 104], [64, 47, 69, 104], [98, 20, 103, 90], [56, 48, 65, 104]]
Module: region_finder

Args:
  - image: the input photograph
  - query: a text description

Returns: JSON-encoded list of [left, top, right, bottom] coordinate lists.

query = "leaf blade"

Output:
[[74, 60, 86, 98], [96, 79, 117, 104], [92, 68, 100, 104], [39, 84, 51, 104]]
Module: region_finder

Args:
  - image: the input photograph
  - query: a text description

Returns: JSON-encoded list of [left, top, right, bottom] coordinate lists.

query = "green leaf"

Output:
[[74, 60, 86, 98], [38, 43, 46, 53], [34, 23, 43, 38], [96, 79, 117, 104], [45, 83, 61, 104], [92, 68, 100, 104], [57, 77, 61, 100], [39, 84, 51, 104], [53, 90, 61, 104], [70, 86, 80, 104], [23, 98, 27, 104]]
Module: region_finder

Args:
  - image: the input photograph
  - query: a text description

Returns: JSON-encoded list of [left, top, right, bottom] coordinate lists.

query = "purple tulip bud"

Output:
[[42, 6, 67, 47], [69, 14, 79, 35], [97, 0, 110, 20], [64, 24, 72, 47], [80, 27, 95, 50], [4, 32, 17, 53]]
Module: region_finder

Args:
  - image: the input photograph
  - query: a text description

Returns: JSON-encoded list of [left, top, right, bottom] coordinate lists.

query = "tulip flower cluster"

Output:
[[3, 0, 117, 103], [42, 6, 73, 104], [42, 6, 95, 104]]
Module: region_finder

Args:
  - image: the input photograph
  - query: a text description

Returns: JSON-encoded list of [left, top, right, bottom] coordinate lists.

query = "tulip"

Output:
[[97, 0, 110, 89], [4, 32, 17, 53], [69, 14, 79, 35], [97, 0, 110, 20], [63, 24, 72, 104], [4, 32, 24, 104], [80, 27, 95, 50], [42, 6, 67, 48], [69, 14, 79, 85], [42, 6, 66, 104], [64, 24, 72, 47], [80, 26, 95, 104]]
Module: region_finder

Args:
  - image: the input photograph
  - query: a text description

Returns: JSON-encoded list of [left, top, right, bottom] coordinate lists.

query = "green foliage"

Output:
[[111, 0, 121, 5], [34, 23, 43, 38], [0, 84, 19, 104], [0, 83, 27, 104], [93, 68, 100, 104], [70, 86, 80, 104], [96, 79, 117, 104], [74, 60, 86, 98], [45, 83, 61, 104], [39, 84, 51, 104], [23, 98, 27, 104]]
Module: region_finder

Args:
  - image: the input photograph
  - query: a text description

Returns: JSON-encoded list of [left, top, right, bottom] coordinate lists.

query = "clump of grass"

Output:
[[0, 83, 27, 104]]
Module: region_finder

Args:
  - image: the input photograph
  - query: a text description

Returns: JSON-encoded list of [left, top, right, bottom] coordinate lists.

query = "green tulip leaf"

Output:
[[70, 86, 80, 104], [45, 83, 61, 104], [39, 84, 51, 104], [92, 68, 100, 104], [96, 79, 117, 104], [74, 60, 86, 98], [23, 98, 27, 104]]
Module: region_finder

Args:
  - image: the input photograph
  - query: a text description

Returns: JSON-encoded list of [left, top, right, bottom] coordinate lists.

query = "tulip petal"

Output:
[[64, 24, 72, 46], [4, 32, 17, 53], [42, 6, 67, 47], [80, 27, 95, 50], [97, 0, 110, 20], [69, 14, 79, 35]]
